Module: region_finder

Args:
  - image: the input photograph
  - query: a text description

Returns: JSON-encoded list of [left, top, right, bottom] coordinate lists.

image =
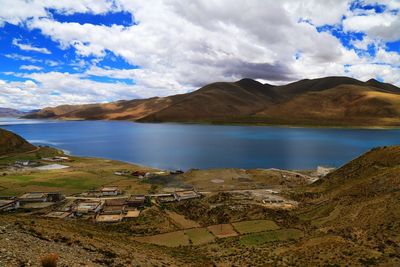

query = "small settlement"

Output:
[[1, 155, 308, 222], [0, 184, 202, 223]]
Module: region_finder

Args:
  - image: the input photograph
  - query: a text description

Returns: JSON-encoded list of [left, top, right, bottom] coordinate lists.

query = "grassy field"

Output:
[[134, 230, 190, 247], [297, 203, 335, 222], [232, 220, 280, 234], [185, 228, 215, 245], [0, 147, 155, 196], [239, 229, 304, 246], [166, 211, 201, 229], [207, 224, 238, 238]]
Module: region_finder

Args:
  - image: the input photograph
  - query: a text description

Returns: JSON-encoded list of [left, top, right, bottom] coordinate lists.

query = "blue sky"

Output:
[[0, 0, 399, 109]]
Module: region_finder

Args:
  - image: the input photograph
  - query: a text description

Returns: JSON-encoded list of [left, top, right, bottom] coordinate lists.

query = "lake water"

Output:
[[1, 118, 400, 170]]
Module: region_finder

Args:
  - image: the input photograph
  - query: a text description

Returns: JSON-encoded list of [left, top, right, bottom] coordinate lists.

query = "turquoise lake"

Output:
[[1, 118, 399, 170]]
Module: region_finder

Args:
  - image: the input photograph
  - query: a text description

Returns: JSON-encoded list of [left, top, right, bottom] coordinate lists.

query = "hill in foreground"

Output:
[[0, 145, 399, 266], [0, 128, 36, 155], [26, 76, 400, 127]]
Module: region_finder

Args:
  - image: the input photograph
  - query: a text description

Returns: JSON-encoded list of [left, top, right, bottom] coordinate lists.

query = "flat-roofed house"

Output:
[[100, 186, 121, 196], [126, 195, 145, 208], [96, 214, 124, 223], [156, 194, 176, 203], [46, 192, 64, 202], [18, 192, 48, 203], [45, 211, 72, 219], [102, 199, 126, 215], [0, 199, 20, 212], [74, 201, 103, 214], [18, 192, 64, 203], [124, 210, 140, 219], [174, 190, 201, 201], [15, 160, 39, 167], [102, 205, 124, 214]]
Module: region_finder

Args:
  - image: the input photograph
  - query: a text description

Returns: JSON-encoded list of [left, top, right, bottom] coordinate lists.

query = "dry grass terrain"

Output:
[[26, 76, 400, 127], [0, 143, 399, 266], [0, 128, 36, 156], [166, 211, 201, 229], [232, 219, 280, 234], [207, 224, 238, 238]]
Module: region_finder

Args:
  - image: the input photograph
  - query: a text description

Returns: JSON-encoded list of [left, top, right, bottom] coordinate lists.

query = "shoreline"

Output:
[[19, 116, 400, 130]]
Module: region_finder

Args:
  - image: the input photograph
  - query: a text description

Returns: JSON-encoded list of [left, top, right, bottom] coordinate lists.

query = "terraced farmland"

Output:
[[232, 219, 280, 234], [239, 229, 304, 246]]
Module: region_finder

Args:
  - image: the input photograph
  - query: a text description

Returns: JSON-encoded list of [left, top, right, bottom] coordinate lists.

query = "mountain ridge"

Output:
[[25, 76, 400, 127], [0, 107, 29, 117]]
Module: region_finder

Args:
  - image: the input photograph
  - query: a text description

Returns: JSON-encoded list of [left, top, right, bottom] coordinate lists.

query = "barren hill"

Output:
[[297, 145, 400, 250], [0, 107, 26, 117], [26, 76, 400, 127], [0, 128, 36, 155]]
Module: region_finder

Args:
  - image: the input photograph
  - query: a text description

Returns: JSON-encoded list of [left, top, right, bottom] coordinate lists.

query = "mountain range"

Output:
[[0, 107, 31, 117], [25, 76, 400, 127]]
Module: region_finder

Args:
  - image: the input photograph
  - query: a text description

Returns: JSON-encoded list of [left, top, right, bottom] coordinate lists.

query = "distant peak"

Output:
[[367, 78, 380, 83], [235, 78, 259, 83], [235, 78, 263, 87]]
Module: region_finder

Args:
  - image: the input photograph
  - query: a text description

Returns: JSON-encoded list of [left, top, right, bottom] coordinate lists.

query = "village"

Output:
[[0, 157, 203, 223], [0, 153, 334, 224], [0, 182, 297, 223]]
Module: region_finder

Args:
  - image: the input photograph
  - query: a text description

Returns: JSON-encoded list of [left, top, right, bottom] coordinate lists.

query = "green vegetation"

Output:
[[239, 229, 304, 246], [207, 224, 238, 238], [232, 220, 280, 234], [185, 228, 215, 245], [0, 147, 153, 196], [135, 230, 190, 247], [312, 206, 342, 226], [297, 203, 335, 221]]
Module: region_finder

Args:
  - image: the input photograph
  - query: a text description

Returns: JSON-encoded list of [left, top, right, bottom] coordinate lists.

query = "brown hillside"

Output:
[[290, 146, 400, 265], [0, 128, 36, 155], [272, 76, 366, 96], [138, 80, 275, 122], [320, 145, 400, 197], [26, 76, 400, 127], [254, 84, 400, 126]]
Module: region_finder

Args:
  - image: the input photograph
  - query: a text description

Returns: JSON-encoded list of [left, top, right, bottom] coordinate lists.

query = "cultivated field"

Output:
[[207, 224, 238, 238], [134, 230, 190, 247], [166, 211, 201, 229], [239, 229, 304, 246], [185, 228, 215, 245], [232, 219, 280, 234]]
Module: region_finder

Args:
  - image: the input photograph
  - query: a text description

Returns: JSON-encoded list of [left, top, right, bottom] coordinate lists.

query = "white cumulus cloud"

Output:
[[12, 38, 51, 54]]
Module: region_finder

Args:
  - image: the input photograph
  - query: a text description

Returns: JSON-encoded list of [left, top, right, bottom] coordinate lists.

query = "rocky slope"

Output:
[[0, 128, 36, 155]]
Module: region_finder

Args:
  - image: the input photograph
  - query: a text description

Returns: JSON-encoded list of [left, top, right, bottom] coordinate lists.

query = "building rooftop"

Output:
[[101, 187, 119, 192], [128, 195, 145, 201], [103, 205, 124, 213], [175, 190, 199, 197], [78, 201, 102, 207], [125, 210, 140, 218], [19, 192, 47, 199], [0, 199, 18, 207], [105, 199, 126, 206], [96, 214, 124, 223]]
